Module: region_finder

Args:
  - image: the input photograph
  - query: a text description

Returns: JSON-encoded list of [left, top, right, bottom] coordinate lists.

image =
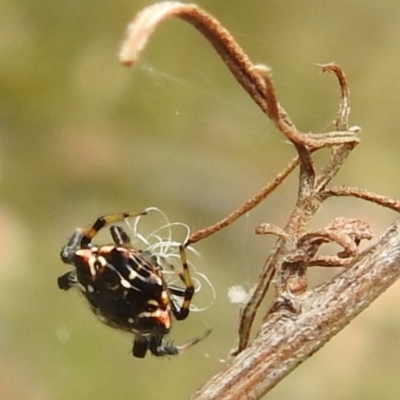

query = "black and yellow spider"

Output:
[[58, 211, 210, 358]]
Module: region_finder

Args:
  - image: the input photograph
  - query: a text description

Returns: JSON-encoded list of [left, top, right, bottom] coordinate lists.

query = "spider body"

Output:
[[58, 212, 208, 358]]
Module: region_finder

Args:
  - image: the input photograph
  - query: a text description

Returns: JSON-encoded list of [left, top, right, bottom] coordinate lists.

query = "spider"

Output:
[[58, 211, 211, 358]]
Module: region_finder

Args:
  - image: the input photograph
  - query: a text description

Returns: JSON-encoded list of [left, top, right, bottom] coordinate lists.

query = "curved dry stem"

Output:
[[298, 217, 372, 259], [320, 186, 400, 212], [186, 156, 299, 246], [318, 63, 350, 130], [300, 230, 358, 256], [255, 223, 289, 239], [120, 1, 295, 127], [231, 260, 277, 356], [308, 255, 352, 267], [249, 63, 358, 198]]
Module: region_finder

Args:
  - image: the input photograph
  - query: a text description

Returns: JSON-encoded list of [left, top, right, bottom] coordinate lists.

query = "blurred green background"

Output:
[[2, 0, 400, 399]]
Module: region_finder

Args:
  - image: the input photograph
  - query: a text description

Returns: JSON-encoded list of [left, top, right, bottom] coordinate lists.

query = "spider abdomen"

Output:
[[73, 245, 172, 335]]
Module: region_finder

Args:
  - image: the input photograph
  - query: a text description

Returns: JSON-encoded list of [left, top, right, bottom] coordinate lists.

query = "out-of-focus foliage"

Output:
[[1, 0, 400, 399]]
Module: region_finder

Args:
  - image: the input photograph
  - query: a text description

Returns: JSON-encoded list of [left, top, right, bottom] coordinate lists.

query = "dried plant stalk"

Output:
[[320, 186, 400, 211], [120, 2, 286, 122], [190, 219, 400, 399], [119, 2, 400, 399], [186, 156, 299, 246]]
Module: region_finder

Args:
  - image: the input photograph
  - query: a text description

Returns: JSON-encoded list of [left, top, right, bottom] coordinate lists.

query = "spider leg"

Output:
[[168, 246, 194, 321], [80, 211, 147, 248], [163, 259, 186, 285], [110, 225, 132, 248], [148, 329, 212, 357], [132, 335, 149, 358], [148, 335, 179, 357], [133, 334, 179, 358], [168, 285, 186, 298], [167, 285, 190, 317], [60, 230, 84, 264], [57, 271, 77, 290]]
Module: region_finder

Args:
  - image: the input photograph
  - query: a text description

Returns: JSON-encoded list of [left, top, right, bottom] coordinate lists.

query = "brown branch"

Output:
[[186, 156, 299, 246], [120, 1, 294, 127], [191, 219, 400, 399], [120, 2, 359, 152], [118, 3, 400, 400], [320, 186, 400, 212]]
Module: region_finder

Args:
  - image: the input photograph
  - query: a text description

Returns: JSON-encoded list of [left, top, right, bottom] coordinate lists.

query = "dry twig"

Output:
[[190, 220, 400, 399], [119, 2, 400, 398]]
